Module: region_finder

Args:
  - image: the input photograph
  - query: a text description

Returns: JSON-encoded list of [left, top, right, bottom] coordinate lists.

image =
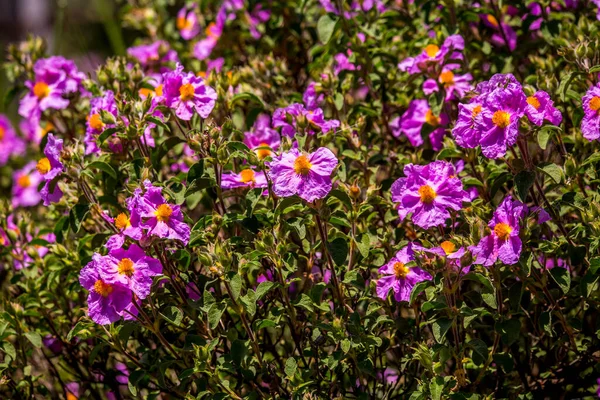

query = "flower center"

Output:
[[487, 14, 499, 27], [88, 113, 105, 131], [439, 70, 455, 86], [177, 16, 193, 30], [393, 262, 410, 279], [256, 143, 272, 160], [179, 83, 195, 101], [114, 213, 131, 230], [494, 222, 512, 241], [526, 96, 541, 110], [240, 169, 256, 183], [33, 82, 50, 99], [294, 155, 312, 176], [117, 258, 135, 277], [139, 87, 154, 98], [425, 110, 440, 127], [440, 241, 456, 255], [17, 175, 31, 188], [36, 157, 51, 175], [472, 104, 482, 118], [155, 84, 164, 97], [93, 279, 113, 297], [590, 96, 600, 112], [492, 110, 511, 128], [424, 44, 440, 58], [0, 126, 4, 141], [206, 22, 218, 38], [418, 185, 436, 204], [155, 204, 173, 222]]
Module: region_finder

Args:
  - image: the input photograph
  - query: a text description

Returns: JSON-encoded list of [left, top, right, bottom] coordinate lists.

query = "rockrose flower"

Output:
[[177, 5, 200, 40], [390, 100, 449, 151], [97, 244, 162, 299], [581, 83, 600, 141], [79, 257, 133, 325], [272, 103, 340, 137], [423, 68, 473, 101], [127, 41, 178, 72], [391, 161, 469, 230], [193, 19, 224, 60], [481, 14, 517, 51], [398, 35, 464, 75], [85, 91, 118, 155], [471, 196, 528, 266], [243, 114, 281, 160], [12, 161, 42, 208], [138, 181, 190, 244], [524, 91, 562, 126], [303, 82, 324, 111], [106, 192, 144, 250], [37, 133, 64, 206], [452, 102, 484, 148], [0, 115, 25, 165], [221, 169, 268, 190], [268, 147, 338, 202], [19, 119, 55, 145], [162, 64, 217, 120], [413, 241, 469, 274], [376, 244, 431, 302]]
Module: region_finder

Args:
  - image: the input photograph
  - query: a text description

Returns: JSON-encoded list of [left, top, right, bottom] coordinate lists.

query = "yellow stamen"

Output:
[[590, 96, 600, 112], [440, 241, 456, 255], [33, 82, 50, 99], [139, 87, 154, 98], [66, 392, 78, 400], [88, 113, 105, 131], [425, 109, 440, 127], [424, 44, 440, 58], [492, 110, 511, 128], [117, 258, 135, 277], [17, 175, 31, 188], [93, 279, 113, 297], [526, 96, 541, 110], [256, 142, 272, 160], [494, 222, 512, 241], [42, 122, 54, 137], [472, 105, 482, 118], [439, 70, 455, 86], [293, 155, 312, 175], [155, 84, 164, 97], [0, 126, 4, 141], [177, 16, 193, 31], [487, 14, 499, 27], [393, 262, 410, 279], [155, 204, 173, 222], [179, 83, 195, 101], [114, 213, 131, 230], [239, 169, 256, 183], [197, 71, 207, 78], [36, 157, 51, 175], [206, 22, 217, 38], [418, 185, 436, 204]]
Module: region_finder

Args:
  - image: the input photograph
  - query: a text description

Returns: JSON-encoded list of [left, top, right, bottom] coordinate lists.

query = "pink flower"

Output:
[[177, 6, 200, 40], [376, 244, 431, 302], [390, 100, 449, 151], [221, 169, 268, 190], [12, 161, 43, 208], [162, 64, 217, 120]]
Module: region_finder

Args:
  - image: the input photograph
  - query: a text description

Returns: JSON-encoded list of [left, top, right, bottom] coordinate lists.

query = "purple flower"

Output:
[[452, 102, 483, 148], [127, 41, 178, 72], [106, 195, 144, 250], [303, 82, 324, 111], [97, 244, 162, 299], [85, 91, 119, 155], [376, 244, 431, 302], [481, 14, 517, 51], [334, 51, 357, 75], [524, 91, 562, 126], [471, 196, 528, 267], [391, 161, 469, 230], [162, 64, 217, 120], [37, 133, 64, 206], [193, 22, 223, 60], [413, 241, 469, 274], [272, 103, 340, 137], [0, 115, 25, 165], [138, 181, 190, 244], [43, 335, 63, 354], [539, 255, 570, 271], [79, 257, 133, 325], [246, 4, 270, 39], [243, 114, 280, 160], [221, 169, 268, 190], [398, 35, 464, 75], [423, 68, 473, 101], [19, 119, 55, 145], [12, 161, 42, 208], [390, 100, 449, 151], [581, 83, 600, 141], [177, 6, 200, 40], [268, 147, 338, 202]]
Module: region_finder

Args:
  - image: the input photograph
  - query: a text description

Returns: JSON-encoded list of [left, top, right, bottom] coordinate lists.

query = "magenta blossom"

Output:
[[471, 196, 528, 267], [452, 102, 483, 149], [390, 100, 449, 151], [376, 244, 431, 302], [524, 91, 562, 126], [221, 169, 268, 190], [581, 83, 600, 141], [97, 244, 162, 299], [398, 34, 464, 75], [243, 114, 280, 160], [85, 90, 119, 155], [193, 21, 223, 60], [0, 115, 25, 165], [177, 6, 200, 40], [106, 193, 144, 251], [303, 82, 324, 111], [413, 241, 469, 274], [138, 181, 190, 244], [37, 133, 64, 206], [268, 147, 338, 202], [80, 257, 134, 325], [162, 64, 217, 120], [391, 161, 469, 230], [127, 41, 178, 73], [423, 67, 473, 101], [481, 14, 517, 51], [12, 161, 43, 208], [272, 103, 340, 138]]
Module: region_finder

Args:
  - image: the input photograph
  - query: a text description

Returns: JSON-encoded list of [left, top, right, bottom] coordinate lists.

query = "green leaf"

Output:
[[468, 339, 488, 366], [496, 319, 521, 346], [432, 318, 453, 343], [317, 14, 338, 43], [341, 339, 351, 354], [69, 203, 90, 233], [230, 274, 243, 301], [328, 237, 349, 266], [2, 342, 16, 361], [409, 280, 432, 305], [187, 161, 205, 183], [549, 267, 571, 294], [514, 170, 535, 202], [67, 321, 92, 341], [226, 141, 250, 153], [86, 161, 117, 180], [356, 234, 370, 258], [430, 376, 445, 400], [537, 163, 562, 184], [24, 332, 42, 348], [539, 311, 553, 336], [230, 92, 265, 109], [208, 303, 226, 329], [98, 127, 119, 144], [285, 357, 297, 377], [255, 281, 274, 299], [161, 306, 183, 327]]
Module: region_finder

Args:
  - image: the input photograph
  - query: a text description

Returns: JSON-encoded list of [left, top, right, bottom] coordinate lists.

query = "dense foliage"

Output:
[[3, 0, 600, 398]]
